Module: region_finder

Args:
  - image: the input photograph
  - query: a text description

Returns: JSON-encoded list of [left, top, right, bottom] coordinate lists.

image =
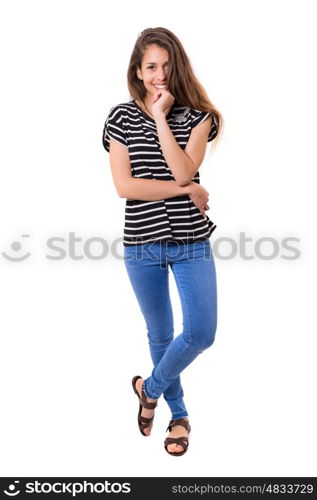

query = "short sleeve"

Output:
[[102, 105, 128, 152], [191, 109, 218, 143]]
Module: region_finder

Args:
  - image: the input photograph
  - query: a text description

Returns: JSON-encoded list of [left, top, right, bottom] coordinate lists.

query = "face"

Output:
[[136, 44, 169, 98]]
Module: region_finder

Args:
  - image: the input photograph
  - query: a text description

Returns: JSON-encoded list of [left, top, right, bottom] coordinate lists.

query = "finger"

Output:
[[152, 93, 162, 103], [152, 89, 162, 101]]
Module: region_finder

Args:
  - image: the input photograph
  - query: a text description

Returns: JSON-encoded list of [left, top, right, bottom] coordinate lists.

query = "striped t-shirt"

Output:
[[102, 99, 218, 247]]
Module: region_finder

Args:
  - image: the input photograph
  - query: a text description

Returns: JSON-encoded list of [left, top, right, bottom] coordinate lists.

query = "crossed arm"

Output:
[[108, 115, 212, 201]]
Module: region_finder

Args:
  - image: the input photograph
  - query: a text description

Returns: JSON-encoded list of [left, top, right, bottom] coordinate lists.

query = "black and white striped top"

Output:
[[102, 99, 218, 247]]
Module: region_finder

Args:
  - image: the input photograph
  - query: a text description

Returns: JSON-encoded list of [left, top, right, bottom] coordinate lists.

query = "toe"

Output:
[[167, 443, 184, 454], [174, 444, 184, 453], [167, 443, 177, 452]]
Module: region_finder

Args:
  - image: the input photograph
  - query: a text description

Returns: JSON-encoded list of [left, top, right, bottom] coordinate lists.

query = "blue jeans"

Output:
[[124, 239, 217, 420]]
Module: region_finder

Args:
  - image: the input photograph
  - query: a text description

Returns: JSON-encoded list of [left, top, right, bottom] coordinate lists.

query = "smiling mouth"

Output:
[[153, 84, 167, 89]]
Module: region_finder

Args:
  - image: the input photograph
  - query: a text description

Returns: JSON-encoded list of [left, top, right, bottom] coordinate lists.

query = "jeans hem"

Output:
[[143, 379, 161, 400], [171, 411, 189, 420]]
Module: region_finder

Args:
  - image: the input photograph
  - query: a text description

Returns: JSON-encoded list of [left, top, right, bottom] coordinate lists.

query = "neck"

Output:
[[143, 97, 153, 117]]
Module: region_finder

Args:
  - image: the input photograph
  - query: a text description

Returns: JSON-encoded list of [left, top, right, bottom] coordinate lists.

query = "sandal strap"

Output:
[[164, 436, 189, 450], [138, 415, 154, 424], [132, 376, 158, 410], [139, 397, 157, 410], [139, 421, 153, 431], [132, 375, 157, 436], [166, 418, 190, 432]]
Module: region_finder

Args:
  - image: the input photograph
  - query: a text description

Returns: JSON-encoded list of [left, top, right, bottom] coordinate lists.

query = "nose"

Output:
[[157, 67, 167, 81]]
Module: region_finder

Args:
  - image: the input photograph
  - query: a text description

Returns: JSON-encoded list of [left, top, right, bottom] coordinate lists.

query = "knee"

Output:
[[202, 332, 216, 349], [197, 332, 216, 351], [189, 322, 217, 351], [147, 325, 174, 347]]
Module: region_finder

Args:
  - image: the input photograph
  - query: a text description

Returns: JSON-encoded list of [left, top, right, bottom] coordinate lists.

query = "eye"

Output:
[[147, 65, 155, 70]]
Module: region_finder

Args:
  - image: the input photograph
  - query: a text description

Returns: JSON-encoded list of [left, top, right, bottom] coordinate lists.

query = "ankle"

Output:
[[142, 383, 157, 403]]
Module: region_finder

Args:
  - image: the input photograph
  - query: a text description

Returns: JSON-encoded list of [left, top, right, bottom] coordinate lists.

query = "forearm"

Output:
[[155, 113, 194, 186], [119, 178, 193, 201]]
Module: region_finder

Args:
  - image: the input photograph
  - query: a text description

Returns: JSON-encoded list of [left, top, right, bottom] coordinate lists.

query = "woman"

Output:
[[102, 27, 223, 456]]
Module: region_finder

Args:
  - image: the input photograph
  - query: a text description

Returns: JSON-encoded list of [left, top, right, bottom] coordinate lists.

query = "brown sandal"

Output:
[[164, 418, 191, 456], [132, 375, 158, 436]]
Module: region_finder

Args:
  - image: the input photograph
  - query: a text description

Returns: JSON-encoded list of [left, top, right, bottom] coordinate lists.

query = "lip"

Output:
[[153, 84, 167, 88]]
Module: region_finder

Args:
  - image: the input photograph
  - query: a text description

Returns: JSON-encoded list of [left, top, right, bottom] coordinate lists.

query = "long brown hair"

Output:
[[127, 27, 224, 151]]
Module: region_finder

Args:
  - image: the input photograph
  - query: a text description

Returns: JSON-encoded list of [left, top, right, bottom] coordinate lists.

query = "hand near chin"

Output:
[[152, 88, 175, 118]]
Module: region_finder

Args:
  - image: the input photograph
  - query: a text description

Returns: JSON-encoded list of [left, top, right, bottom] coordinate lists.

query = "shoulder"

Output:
[[106, 101, 136, 120], [103, 101, 134, 152], [190, 108, 212, 126], [173, 105, 218, 142]]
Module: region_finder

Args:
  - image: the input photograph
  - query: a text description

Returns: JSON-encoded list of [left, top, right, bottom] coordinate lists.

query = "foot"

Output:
[[167, 417, 190, 454], [135, 378, 157, 436]]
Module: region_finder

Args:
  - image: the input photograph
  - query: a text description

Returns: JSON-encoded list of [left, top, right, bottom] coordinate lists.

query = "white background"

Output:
[[0, 0, 316, 477]]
